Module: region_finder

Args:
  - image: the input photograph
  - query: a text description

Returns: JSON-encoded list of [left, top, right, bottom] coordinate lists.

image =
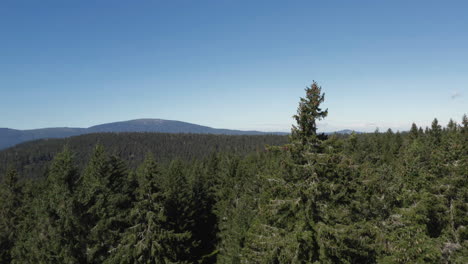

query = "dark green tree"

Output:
[[13, 147, 84, 263], [189, 162, 218, 263], [409, 123, 419, 140], [163, 159, 195, 262], [291, 81, 328, 147], [447, 119, 458, 132], [241, 81, 332, 263], [462, 114, 468, 134], [0, 169, 22, 263], [107, 155, 173, 263], [430, 118, 442, 144], [78, 145, 132, 263]]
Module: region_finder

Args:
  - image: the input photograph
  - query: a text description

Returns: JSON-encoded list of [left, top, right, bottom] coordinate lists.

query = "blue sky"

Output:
[[1, 0, 467, 132]]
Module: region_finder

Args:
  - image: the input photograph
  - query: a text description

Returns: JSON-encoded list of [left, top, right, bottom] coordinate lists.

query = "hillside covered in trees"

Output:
[[0, 82, 467, 263], [0, 133, 288, 179], [0, 119, 288, 150]]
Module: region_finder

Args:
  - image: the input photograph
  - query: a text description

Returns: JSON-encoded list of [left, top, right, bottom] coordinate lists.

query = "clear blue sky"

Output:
[[1, 0, 467, 132]]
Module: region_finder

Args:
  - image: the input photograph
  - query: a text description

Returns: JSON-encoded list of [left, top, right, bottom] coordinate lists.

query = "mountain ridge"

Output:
[[0, 118, 365, 150], [0, 119, 287, 150]]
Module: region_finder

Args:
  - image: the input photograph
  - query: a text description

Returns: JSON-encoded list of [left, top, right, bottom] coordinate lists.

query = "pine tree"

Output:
[[107, 155, 173, 263], [409, 123, 419, 140], [189, 162, 218, 263], [107, 155, 135, 219], [430, 118, 442, 144], [378, 193, 443, 263], [13, 147, 85, 263], [78, 144, 109, 236], [164, 159, 194, 262], [291, 81, 328, 148], [0, 169, 22, 263], [290, 81, 330, 262], [45, 147, 85, 263], [418, 126, 424, 136], [240, 81, 332, 263], [462, 114, 468, 134], [78, 145, 131, 263], [447, 119, 458, 133]]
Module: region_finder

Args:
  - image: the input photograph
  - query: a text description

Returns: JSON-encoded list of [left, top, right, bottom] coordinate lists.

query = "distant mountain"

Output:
[[327, 129, 363, 135], [0, 119, 287, 150], [0, 127, 86, 151], [87, 119, 275, 135]]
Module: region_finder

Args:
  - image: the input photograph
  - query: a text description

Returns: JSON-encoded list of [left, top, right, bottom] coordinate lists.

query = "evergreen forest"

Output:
[[1, 82, 467, 263]]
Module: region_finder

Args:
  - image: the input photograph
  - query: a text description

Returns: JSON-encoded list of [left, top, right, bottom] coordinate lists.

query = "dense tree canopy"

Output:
[[0, 133, 287, 179], [0, 82, 466, 263]]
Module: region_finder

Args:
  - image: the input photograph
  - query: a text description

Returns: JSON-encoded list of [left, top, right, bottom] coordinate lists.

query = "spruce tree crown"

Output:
[[291, 81, 328, 144]]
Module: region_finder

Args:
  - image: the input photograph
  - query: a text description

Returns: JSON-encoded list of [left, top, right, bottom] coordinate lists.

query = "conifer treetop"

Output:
[[291, 81, 328, 144]]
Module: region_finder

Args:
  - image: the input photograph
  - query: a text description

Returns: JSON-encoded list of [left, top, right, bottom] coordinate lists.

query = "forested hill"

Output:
[[0, 118, 287, 150], [0, 132, 288, 179], [0, 82, 466, 263]]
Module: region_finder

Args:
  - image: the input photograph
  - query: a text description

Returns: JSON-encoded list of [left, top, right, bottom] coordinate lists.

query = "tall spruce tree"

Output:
[[189, 162, 218, 263], [241, 81, 331, 263], [164, 159, 195, 262], [107, 155, 173, 263], [290, 81, 331, 262], [13, 147, 85, 263], [430, 118, 442, 145], [291, 81, 328, 147], [45, 147, 85, 263], [410, 123, 419, 140], [78, 145, 131, 263]]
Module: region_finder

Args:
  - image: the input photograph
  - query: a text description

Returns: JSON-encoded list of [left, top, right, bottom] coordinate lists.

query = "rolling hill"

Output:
[[0, 132, 288, 179], [0, 119, 286, 150]]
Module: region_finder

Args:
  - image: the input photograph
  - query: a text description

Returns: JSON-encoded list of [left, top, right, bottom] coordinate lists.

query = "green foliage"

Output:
[[0, 83, 466, 263], [0, 133, 287, 179], [188, 162, 218, 263], [291, 81, 328, 145], [0, 169, 22, 263], [107, 155, 174, 263], [77, 145, 133, 263], [11, 147, 85, 263]]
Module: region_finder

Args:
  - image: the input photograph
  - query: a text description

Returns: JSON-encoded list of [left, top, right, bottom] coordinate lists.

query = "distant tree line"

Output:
[[0, 133, 288, 179], [0, 82, 466, 263]]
